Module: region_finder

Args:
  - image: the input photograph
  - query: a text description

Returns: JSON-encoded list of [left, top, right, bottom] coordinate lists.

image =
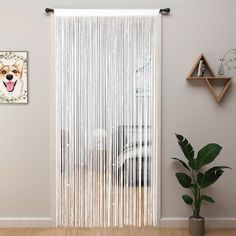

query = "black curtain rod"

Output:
[[45, 8, 170, 14]]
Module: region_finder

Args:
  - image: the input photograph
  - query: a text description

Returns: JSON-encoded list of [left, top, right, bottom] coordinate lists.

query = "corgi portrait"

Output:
[[0, 52, 27, 103]]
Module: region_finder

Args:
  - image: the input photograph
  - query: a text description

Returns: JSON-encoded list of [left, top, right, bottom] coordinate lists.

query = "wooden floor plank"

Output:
[[0, 228, 235, 236]]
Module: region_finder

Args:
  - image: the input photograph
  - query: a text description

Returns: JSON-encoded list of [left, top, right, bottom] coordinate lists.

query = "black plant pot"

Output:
[[189, 216, 205, 236]]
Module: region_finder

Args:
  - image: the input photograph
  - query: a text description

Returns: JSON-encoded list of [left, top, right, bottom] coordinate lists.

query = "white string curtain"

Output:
[[55, 9, 161, 227]]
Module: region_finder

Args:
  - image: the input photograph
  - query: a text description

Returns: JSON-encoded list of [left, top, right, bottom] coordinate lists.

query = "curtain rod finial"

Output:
[[159, 8, 170, 15], [45, 8, 54, 14]]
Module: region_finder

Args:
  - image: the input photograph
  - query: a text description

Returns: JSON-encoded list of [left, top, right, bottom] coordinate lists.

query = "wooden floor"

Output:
[[0, 228, 235, 236]]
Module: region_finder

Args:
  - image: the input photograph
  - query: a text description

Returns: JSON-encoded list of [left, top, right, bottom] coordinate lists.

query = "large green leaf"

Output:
[[182, 195, 193, 205], [195, 143, 222, 170], [199, 166, 226, 188], [175, 134, 194, 161], [205, 166, 231, 174], [171, 157, 190, 170], [201, 195, 215, 203], [176, 172, 192, 188]]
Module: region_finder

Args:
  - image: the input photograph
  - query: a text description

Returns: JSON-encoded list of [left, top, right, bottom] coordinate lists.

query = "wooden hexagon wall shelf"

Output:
[[187, 54, 233, 103]]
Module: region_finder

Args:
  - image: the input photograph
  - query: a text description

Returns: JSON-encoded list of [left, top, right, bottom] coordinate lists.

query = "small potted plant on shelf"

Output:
[[172, 134, 231, 236]]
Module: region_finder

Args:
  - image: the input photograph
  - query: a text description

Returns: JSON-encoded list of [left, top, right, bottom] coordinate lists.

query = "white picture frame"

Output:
[[0, 51, 28, 103]]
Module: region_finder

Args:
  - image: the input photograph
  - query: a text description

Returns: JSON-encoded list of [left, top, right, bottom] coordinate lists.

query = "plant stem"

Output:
[[190, 169, 201, 217]]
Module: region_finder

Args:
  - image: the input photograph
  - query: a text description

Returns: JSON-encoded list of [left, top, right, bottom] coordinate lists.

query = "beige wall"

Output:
[[0, 0, 235, 227]]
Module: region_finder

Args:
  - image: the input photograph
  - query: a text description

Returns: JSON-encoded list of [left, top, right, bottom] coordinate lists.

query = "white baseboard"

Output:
[[0, 217, 54, 227], [160, 217, 236, 228], [0, 217, 235, 228]]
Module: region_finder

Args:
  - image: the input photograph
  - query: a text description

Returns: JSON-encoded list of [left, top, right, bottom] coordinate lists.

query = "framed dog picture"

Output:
[[0, 51, 28, 103]]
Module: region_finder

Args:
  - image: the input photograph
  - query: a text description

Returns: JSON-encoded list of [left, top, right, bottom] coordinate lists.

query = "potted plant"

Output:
[[172, 134, 230, 236]]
